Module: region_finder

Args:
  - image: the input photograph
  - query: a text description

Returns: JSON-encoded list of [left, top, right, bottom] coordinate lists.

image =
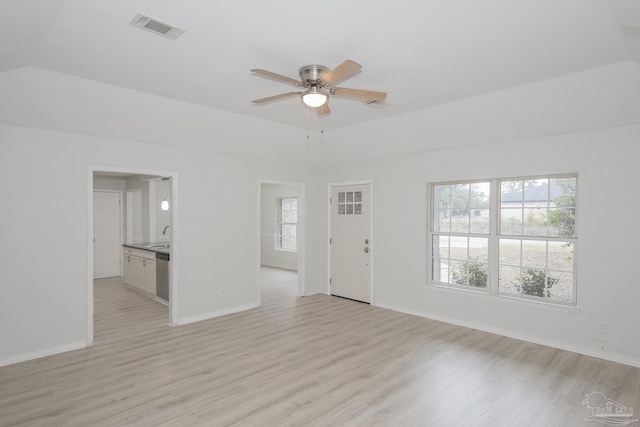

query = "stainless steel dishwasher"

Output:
[[156, 252, 169, 302]]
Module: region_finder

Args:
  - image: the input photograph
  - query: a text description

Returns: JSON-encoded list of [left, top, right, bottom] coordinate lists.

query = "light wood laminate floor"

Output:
[[1, 267, 639, 426]]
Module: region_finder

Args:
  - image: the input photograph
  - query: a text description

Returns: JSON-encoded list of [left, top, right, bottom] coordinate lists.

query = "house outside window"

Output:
[[277, 197, 297, 251], [429, 175, 577, 305]]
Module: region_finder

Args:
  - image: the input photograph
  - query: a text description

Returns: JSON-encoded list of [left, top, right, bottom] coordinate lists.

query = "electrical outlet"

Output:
[[596, 321, 607, 334]]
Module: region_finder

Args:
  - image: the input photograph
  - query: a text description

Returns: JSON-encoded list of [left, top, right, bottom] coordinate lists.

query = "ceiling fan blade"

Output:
[[324, 60, 362, 86], [252, 92, 300, 104], [316, 103, 330, 116], [251, 69, 301, 87], [331, 87, 387, 102]]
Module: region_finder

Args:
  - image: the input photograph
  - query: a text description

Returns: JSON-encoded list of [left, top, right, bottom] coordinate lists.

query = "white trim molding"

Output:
[[0, 341, 87, 368]]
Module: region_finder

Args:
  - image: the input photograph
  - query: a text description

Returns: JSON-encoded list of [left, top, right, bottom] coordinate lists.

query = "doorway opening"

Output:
[[89, 167, 178, 346], [258, 180, 305, 305], [93, 190, 122, 279]]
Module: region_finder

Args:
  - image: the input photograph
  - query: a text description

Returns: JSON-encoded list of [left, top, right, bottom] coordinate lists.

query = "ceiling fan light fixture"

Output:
[[302, 86, 328, 108]]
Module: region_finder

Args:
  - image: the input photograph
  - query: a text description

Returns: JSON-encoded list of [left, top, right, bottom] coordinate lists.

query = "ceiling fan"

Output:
[[250, 60, 387, 116]]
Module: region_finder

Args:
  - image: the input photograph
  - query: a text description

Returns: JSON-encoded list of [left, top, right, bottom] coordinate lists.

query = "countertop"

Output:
[[122, 242, 171, 256]]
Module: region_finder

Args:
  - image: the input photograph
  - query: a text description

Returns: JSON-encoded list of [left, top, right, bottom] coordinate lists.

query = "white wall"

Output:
[[5, 117, 639, 368], [94, 175, 172, 244], [150, 178, 172, 243], [124, 175, 151, 243], [260, 183, 298, 270], [93, 176, 126, 192], [324, 123, 640, 367], [0, 124, 324, 365]]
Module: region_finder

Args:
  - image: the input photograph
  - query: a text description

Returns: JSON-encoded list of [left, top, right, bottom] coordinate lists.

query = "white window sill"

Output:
[[424, 282, 581, 314], [275, 248, 298, 253]]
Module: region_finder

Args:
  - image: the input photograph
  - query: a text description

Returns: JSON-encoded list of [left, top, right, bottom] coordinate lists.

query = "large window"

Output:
[[277, 197, 297, 251], [430, 175, 577, 305], [432, 182, 491, 288]]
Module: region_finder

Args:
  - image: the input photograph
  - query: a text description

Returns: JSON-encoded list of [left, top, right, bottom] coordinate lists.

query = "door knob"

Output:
[[364, 247, 369, 253]]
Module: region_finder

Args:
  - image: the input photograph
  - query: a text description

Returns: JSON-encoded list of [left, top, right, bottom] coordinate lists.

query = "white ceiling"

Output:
[[1, 0, 639, 164]]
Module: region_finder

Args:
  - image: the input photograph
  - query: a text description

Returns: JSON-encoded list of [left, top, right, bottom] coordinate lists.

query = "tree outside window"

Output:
[[430, 175, 577, 305]]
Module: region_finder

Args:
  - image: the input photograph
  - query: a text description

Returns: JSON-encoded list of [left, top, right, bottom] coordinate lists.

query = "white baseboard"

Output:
[[0, 341, 87, 367], [176, 303, 259, 326], [304, 289, 328, 297], [375, 303, 640, 369], [260, 262, 298, 271]]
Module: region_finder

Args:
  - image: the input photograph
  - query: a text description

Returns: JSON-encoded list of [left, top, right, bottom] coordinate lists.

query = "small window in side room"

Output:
[[277, 197, 297, 251]]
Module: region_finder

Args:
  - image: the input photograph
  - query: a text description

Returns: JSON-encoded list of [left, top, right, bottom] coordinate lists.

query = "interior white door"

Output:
[[330, 184, 371, 303], [94, 191, 121, 279]]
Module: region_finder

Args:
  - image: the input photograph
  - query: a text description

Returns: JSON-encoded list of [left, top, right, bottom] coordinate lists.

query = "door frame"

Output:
[[87, 166, 179, 346], [328, 180, 374, 304], [93, 189, 124, 278], [257, 179, 306, 303]]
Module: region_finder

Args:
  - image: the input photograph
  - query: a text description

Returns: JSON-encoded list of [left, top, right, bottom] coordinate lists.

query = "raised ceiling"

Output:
[[1, 0, 639, 164]]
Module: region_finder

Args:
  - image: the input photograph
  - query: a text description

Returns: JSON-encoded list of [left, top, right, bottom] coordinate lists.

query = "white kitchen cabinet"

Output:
[[144, 258, 156, 294], [122, 247, 156, 296], [131, 256, 145, 291], [123, 251, 134, 285]]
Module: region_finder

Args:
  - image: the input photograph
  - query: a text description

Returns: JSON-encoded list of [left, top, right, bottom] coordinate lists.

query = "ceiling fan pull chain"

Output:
[[306, 107, 311, 142]]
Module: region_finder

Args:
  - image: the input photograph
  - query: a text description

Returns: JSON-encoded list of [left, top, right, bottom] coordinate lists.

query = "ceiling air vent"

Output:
[[130, 13, 185, 40]]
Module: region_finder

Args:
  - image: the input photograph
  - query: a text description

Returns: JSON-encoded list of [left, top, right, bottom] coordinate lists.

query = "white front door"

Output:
[[94, 191, 121, 279], [330, 184, 371, 303]]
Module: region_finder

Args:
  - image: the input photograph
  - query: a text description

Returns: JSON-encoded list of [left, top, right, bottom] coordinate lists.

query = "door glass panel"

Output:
[[346, 192, 354, 203], [336, 190, 364, 215]]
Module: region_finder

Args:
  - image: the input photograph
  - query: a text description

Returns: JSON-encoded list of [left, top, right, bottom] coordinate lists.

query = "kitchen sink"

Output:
[[144, 244, 171, 249]]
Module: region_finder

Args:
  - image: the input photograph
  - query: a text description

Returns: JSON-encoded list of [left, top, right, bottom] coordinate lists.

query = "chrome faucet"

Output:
[[162, 225, 171, 236]]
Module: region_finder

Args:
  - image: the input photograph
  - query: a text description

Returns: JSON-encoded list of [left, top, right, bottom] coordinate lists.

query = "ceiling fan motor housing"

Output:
[[299, 65, 330, 87]]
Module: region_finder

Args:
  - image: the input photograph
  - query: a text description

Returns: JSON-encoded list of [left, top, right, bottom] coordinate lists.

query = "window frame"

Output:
[[427, 173, 578, 306], [276, 197, 298, 252], [430, 179, 492, 290]]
